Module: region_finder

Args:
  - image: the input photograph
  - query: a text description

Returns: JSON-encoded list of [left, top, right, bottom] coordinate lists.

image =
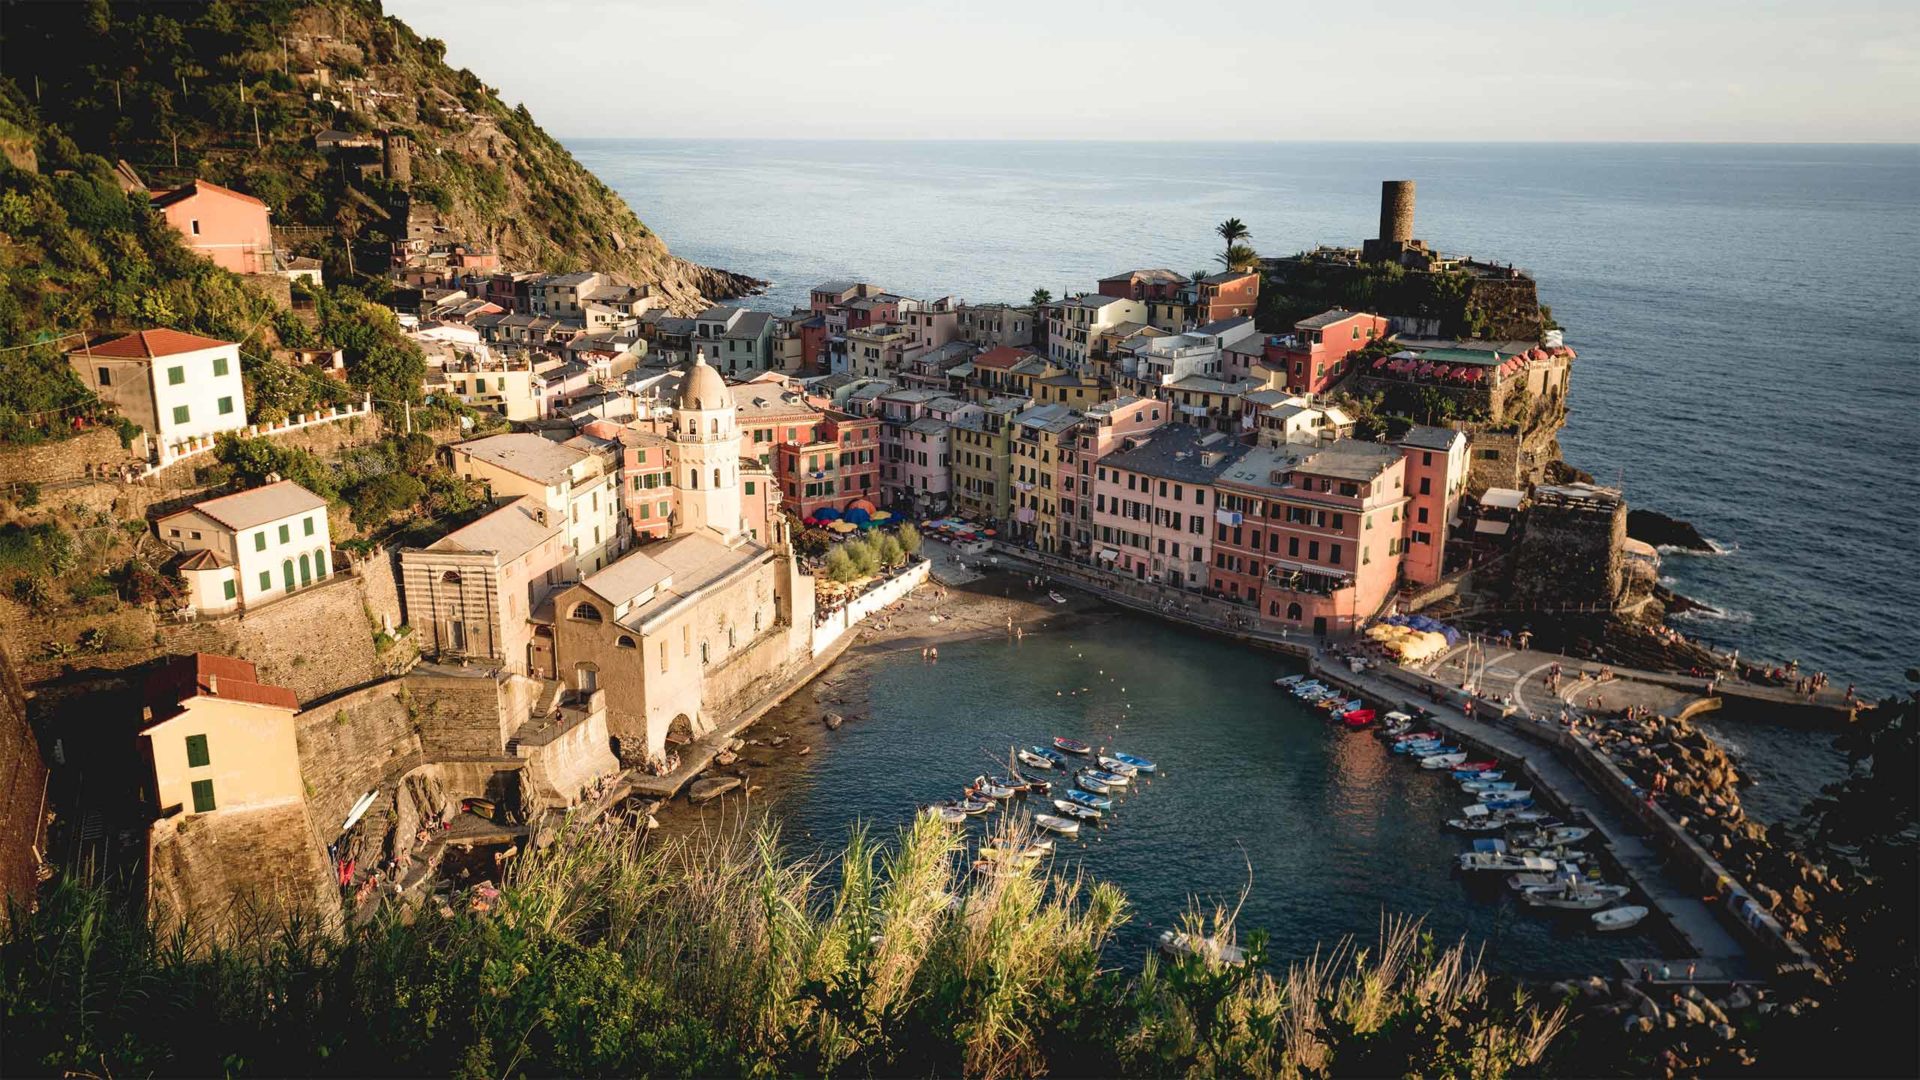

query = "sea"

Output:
[[571, 139, 1919, 699], [742, 610, 1663, 976]]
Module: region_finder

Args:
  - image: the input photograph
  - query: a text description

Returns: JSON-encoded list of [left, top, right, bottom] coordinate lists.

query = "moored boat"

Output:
[[1017, 749, 1057, 770], [1097, 755, 1139, 776], [1421, 751, 1468, 769], [1083, 768, 1129, 787], [1521, 881, 1631, 911], [1461, 779, 1517, 794], [924, 804, 968, 824], [1592, 904, 1651, 931], [1157, 930, 1248, 967], [1034, 813, 1081, 836], [1274, 674, 1307, 689], [969, 776, 1015, 800], [1110, 752, 1157, 773], [1065, 788, 1112, 810], [1030, 745, 1068, 766], [1459, 851, 1561, 873], [1075, 773, 1112, 794], [1052, 799, 1101, 820], [1052, 736, 1092, 755], [956, 797, 991, 815]]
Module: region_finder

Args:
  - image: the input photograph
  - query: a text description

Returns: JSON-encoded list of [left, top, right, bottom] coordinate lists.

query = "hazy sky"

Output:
[[384, 0, 1919, 142]]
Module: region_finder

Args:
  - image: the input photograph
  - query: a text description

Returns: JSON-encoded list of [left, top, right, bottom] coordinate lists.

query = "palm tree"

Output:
[[1216, 244, 1261, 273], [1029, 288, 1052, 308], [1215, 218, 1251, 265]]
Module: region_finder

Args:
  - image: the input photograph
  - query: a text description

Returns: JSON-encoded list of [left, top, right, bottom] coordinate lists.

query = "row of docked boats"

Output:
[[925, 737, 1157, 841], [1339, 685, 1654, 934]]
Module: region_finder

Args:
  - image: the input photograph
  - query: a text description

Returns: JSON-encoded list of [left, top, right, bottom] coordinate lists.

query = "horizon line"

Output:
[[553, 135, 1920, 147]]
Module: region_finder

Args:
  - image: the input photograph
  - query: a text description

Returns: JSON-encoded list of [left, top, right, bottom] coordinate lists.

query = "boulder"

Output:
[[688, 776, 743, 804], [1724, 987, 1753, 1010], [1711, 1022, 1736, 1041], [714, 750, 738, 767], [823, 713, 844, 730], [1680, 999, 1708, 1026], [1625, 1015, 1656, 1035]]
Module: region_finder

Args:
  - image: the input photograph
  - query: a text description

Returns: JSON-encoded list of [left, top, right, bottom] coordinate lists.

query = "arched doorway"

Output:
[[282, 559, 294, 591], [298, 552, 311, 585], [1286, 602, 1303, 622], [314, 548, 329, 580], [666, 713, 694, 747]]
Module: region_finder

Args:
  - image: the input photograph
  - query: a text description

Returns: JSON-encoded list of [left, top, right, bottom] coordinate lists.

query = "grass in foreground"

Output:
[[2, 813, 1564, 1077]]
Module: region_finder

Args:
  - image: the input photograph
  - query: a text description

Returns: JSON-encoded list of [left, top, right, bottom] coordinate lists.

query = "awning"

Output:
[[1474, 520, 1511, 536], [1097, 548, 1120, 561]]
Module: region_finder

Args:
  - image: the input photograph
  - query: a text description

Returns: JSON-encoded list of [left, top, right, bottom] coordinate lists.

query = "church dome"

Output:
[[678, 348, 732, 411]]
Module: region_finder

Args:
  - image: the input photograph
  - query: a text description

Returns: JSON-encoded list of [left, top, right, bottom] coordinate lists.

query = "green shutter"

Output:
[[254, 531, 266, 552], [172, 405, 190, 424], [191, 779, 216, 813], [185, 734, 210, 768], [259, 570, 271, 591], [167, 365, 185, 385], [278, 524, 290, 544], [217, 396, 233, 415], [303, 516, 314, 536], [213, 355, 229, 376], [222, 579, 236, 600]]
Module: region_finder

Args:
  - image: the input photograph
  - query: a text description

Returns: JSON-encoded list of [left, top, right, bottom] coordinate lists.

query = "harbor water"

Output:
[[749, 607, 1660, 975]]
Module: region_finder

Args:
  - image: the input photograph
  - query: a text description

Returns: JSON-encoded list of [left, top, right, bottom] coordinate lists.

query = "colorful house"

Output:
[[1088, 425, 1249, 588], [150, 180, 275, 274], [1267, 309, 1388, 395], [157, 480, 332, 615], [67, 329, 249, 466]]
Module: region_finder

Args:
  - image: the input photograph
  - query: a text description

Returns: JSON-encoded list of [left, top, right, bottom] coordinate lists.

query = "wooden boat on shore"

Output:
[[1052, 799, 1101, 820], [1592, 905, 1651, 931], [1158, 930, 1248, 967], [1065, 788, 1112, 811], [1034, 813, 1081, 836], [1052, 736, 1093, 755], [1110, 752, 1156, 773]]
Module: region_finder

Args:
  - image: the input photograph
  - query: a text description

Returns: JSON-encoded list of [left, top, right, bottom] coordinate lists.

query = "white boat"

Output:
[[1521, 882, 1631, 911], [1421, 752, 1468, 769], [1016, 749, 1057, 770], [1459, 851, 1560, 873], [1049, 591, 1068, 604], [1507, 870, 1570, 890], [1382, 710, 1413, 725], [1461, 779, 1516, 793], [1097, 755, 1139, 776], [1478, 788, 1533, 803], [1538, 825, 1593, 845], [970, 776, 1016, 800], [1449, 815, 1505, 833], [1110, 752, 1157, 773], [1592, 904, 1651, 931], [1075, 773, 1113, 794], [1083, 768, 1129, 787], [1052, 799, 1101, 820], [341, 789, 379, 832], [1274, 674, 1307, 688], [1157, 930, 1248, 967], [1034, 813, 1081, 836], [923, 804, 968, 824]]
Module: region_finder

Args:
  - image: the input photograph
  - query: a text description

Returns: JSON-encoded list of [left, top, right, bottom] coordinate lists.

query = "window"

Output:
[[278, 524, 290, 544], [745, 481, 756, 495], [167, 366, 185, 386], [659, 643, 669, 673], [189, 219, 201, 236], [191, 779, 216, 813], [259, 570, 271, 591], [222, 579, 236, 601], [213, 355, 229, 377], [98, 366, 111, 385], [171, 405, 190, 425], [569, 603, 603, 622], [217, 396, 234, 415], [185, 734, 210, 768], [615, 634, 637, 649], [1419, 477, 1431, 495]]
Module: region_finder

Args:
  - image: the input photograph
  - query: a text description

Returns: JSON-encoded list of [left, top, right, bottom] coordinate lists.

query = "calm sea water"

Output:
[[571, 139, 1920, 698], [745, 611, 1659, 975]]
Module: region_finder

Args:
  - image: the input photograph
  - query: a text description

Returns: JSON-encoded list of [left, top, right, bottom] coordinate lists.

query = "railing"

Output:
[[143, 395, 375, 478]]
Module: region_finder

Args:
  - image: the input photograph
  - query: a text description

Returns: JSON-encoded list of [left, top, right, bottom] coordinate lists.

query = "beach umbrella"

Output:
[[849, 498, 878, 513], [815, 506, 842, 521], [984, 529, 997, 537], [829, 520, 856, 533], [870, 510, 892, 522], [843, 507, 872, 525]]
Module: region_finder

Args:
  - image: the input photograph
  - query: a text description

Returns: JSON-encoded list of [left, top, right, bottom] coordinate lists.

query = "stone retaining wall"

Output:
[[810, 561, 932, 656]]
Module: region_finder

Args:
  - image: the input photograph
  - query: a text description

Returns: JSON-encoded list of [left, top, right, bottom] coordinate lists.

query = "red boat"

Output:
[[1341, 709, 1376, 728], [1457, 760, 1497, 772]]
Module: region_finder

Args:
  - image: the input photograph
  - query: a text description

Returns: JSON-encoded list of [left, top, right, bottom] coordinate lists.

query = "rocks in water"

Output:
[[1628, 509, 1714, 553], [687, 775, 742, 804], [767, 735, 789, 749], [823, 713, 844, 730], [797, 744, 812, 755], [714, 750, 738, 767]]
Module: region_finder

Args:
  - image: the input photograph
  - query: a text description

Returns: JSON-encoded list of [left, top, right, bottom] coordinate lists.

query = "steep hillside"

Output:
[[0, 0, 757, 310]]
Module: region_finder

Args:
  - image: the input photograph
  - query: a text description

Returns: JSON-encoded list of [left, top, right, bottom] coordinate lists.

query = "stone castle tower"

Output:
[[382, 131, 412, 185], [671, 348, 743, 540]]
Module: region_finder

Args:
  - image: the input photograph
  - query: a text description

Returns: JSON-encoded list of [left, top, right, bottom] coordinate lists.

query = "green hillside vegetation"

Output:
[[0, 0, 751, 301], [0, 815, 1569, 1078]]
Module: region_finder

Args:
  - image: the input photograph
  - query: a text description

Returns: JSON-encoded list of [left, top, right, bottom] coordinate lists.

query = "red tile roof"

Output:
[[75, 329, 236, 360], [149, 179, 268, 210], [973, 346, 1037, 370], [143, 653, 299, 727]]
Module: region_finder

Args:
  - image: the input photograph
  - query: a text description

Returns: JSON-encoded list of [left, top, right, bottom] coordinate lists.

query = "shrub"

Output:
[[846, 538, 879, 577], [876, 534, 905, 569], [896, 522, 922, 557], [821, 546, 855, 583]]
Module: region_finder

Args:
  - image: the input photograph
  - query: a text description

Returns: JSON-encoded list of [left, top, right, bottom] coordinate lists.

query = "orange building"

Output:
[[150, 180, 275, 274]]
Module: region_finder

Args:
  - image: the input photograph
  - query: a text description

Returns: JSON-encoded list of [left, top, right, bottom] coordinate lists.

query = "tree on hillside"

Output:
[[1215, 218, 1251, 265]]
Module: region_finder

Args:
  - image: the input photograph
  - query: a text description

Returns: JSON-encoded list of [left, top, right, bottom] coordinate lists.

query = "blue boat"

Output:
[[1083, 768, 1129, 787], [1030, 745, 1067, 766], [1065, 789, 1113, 811], [1110, 752, 1156, 773]]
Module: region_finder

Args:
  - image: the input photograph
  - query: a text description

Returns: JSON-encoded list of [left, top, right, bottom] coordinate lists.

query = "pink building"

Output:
[[1098, 268, 1188, 301], [1267, 309, 1388, 395], [1088, 424, 1248, 588], [1059, 396, 1168, 557], [875, 388, 955, 513], [150, 180, 273, 274], [1211, 440, 1408, 636], [1396, 424, 1468, 587]]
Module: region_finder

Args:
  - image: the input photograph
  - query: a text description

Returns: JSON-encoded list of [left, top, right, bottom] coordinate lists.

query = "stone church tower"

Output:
[[671, 348, 743, 540]]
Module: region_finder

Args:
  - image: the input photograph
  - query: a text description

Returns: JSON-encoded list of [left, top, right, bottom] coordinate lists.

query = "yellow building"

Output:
[[140, 653, 302, 817], [1009, 403, 1081, 553], [450, 431, 626, 576], [950, 396, 1023, 523]]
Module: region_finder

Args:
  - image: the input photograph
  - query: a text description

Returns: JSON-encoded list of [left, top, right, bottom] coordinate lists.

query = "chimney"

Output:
[[206, 673, 219, 695]]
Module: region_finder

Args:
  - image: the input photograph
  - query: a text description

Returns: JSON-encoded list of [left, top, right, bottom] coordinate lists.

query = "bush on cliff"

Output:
[[0, 816, 1567, 1078]]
